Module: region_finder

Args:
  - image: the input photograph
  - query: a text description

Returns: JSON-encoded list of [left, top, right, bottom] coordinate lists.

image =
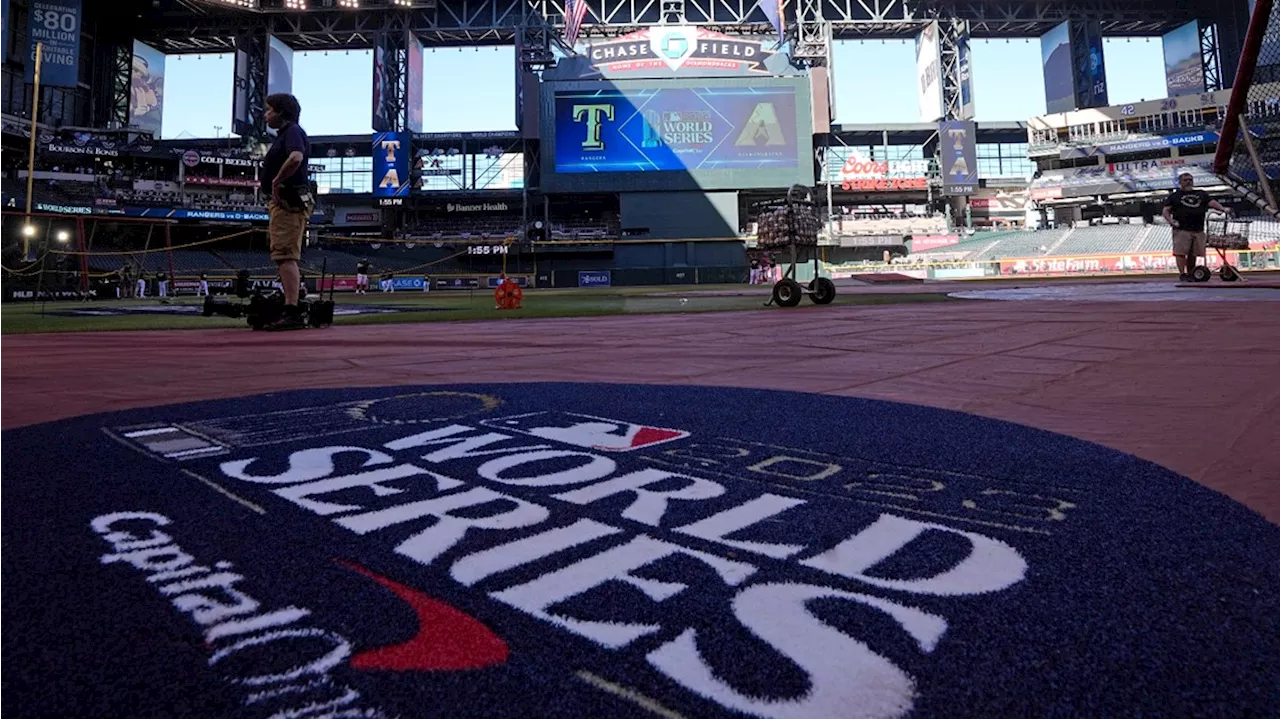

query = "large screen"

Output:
[[542, 77, 814, 192]]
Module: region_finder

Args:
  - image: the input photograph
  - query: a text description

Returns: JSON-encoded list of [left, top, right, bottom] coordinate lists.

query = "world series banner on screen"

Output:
[[130, 40, 165, 137], [25, 0, 80, 87], [543, 77, 813, 192], [372, 131, 411, 198]]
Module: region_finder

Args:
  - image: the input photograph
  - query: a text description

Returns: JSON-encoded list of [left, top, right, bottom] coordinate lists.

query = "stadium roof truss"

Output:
[[138, 0, 1213, 52]]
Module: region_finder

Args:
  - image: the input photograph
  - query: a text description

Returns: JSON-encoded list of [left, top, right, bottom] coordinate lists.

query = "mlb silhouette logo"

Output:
[[481, 412, 691, 452]]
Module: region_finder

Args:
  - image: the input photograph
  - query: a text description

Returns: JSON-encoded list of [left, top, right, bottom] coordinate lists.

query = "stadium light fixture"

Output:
[[338, 0, 358, 6], [56, 230, 70, 243], [392, 0, 414, 7], [283, 0, 307, 9], [22, 224, 36, 237]]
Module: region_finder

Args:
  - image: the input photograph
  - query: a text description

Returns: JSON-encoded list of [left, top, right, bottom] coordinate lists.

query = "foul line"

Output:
[[180, 469, 267, 515], [575, 671, 685, 719]]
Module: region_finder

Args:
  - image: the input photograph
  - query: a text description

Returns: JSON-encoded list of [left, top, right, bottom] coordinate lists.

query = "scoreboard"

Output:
[[541, 76, 814, 193]]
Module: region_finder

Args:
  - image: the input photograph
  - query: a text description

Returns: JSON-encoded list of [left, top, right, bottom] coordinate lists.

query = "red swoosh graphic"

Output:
[[337, 560, 509, 672]]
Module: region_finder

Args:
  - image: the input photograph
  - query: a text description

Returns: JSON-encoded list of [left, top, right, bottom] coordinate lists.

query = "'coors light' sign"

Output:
[[838, 151, 931, 192]]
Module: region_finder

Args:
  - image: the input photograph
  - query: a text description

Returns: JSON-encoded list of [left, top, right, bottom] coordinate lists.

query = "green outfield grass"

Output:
[[0, 284, 958, 335]]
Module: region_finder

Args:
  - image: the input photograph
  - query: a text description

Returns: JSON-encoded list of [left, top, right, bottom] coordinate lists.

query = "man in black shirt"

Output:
[[261, 93, 313, 330], [1162, 173, 1229, 281]]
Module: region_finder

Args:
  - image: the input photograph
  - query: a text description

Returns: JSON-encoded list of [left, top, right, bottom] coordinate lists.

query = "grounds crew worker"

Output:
[[1162, 172, 1229, 282], [261, 92, 313, 331]]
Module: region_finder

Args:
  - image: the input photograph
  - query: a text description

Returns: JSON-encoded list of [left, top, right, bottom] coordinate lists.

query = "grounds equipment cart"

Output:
[[755, 184, 835, 307], [1195, 216, 1251, 282]]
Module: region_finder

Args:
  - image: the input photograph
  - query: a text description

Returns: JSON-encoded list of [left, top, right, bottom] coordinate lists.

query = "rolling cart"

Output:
[[756, 184, 836, 308], [1191, 216, 1250, 282]]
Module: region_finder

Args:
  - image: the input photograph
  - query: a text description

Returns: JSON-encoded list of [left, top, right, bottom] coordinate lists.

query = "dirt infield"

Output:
[[3, 295, 1277, 523]]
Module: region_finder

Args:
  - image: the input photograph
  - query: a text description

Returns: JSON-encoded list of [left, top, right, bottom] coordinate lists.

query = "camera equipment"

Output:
[[202, 259, 336, 330]]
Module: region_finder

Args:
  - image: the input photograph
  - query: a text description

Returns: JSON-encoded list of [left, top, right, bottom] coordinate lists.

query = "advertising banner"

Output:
[[3, 0, 9, 61], [335, 207, 382, 225], [406, 33, 424, 133], [267, 35, 294, 97], [231, 41, 250, 136], [371, 131, 411, 198], [318, 277, 359, 292], [551, 25, 793, 80], [916, 20, 943, 123], [909, 235, 961, 252], [957, 35, 975, 121], [434, 277, 481, 290], [1077, 21, 1109, 109], [553, 85, 798, 174], [830, 148, 930, 192], [1030, 154, 1216, 199], [1041, 21, 1074, 114], [371, 43, 389, 133], [1000, 251, 1244, 277], [939, 120, 978, 196], [1059, 131, 1219, 159], [25, 0, 80, 87], [578, 270, 612, 287], [1162, 22, 1204, 97], [130, 40, 166, 136]]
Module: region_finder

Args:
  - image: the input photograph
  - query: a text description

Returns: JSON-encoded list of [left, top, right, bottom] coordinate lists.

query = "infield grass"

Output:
[[0, 284, 958, 335]]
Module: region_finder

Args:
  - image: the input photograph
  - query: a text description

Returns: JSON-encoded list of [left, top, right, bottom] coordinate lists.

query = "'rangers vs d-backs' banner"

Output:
[[25, 0, 81, 87], [372, 131, 411, 198], [548, 25, 797, 80]]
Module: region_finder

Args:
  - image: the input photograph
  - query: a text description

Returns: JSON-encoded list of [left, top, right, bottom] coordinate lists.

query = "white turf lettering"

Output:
[[800, 514, 1028, 596], [490, 535, 757, 648], [672, 493, 808, 558], [478, 449, 617, 487], [221, 447, 395, 485], [647, 582, 946, 719], [90, 512, 388, 718], [386, 424, 554, 462], [336, 487, 551, 566], [209, 427, 1035, 719], [552, 468, 726, 526], [450, 519, 624, 586], [273, 464, 459, 516]]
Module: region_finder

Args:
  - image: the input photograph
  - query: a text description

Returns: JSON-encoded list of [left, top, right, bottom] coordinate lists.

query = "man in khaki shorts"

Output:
[[1161, 172, 1229, 282], [260, 93, 313, 330]]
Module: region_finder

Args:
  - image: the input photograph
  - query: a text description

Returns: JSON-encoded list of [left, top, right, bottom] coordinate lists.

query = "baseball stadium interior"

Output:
[[4, 0, 1280, 300], [4, 1, 1280, 717]]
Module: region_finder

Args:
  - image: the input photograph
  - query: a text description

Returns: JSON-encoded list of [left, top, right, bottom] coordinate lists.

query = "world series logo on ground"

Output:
[[2, 383, 1277, 718]]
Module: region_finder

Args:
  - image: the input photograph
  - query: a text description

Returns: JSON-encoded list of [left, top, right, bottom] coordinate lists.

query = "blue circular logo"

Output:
[[3, 383, 1276, 718]]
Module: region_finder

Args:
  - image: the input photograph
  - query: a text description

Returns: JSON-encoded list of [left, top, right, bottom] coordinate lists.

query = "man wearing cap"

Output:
[[1162, 172, 1229, 282]]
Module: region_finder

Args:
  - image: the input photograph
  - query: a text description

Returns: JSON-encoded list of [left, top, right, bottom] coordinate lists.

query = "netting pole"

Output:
[[1214, 0, 1273, 175], [76, 216, 89, 296], [1236, 113, 1278, 210], [23, 43, 43, 261], [165, 223, 175, 287]]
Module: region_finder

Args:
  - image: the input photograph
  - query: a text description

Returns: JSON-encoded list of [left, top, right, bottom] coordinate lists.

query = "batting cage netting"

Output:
[[1214, 0, 1280, 217]]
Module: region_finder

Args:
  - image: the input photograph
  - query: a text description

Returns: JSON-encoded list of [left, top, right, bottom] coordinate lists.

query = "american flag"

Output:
[[564, 0, 589, 49]]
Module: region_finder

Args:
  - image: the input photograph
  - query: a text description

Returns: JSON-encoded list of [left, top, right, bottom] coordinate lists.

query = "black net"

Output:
[[1218, 0, 1280, 213]]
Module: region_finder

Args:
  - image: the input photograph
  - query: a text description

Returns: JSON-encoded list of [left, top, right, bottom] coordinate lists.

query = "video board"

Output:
[[541, 76, 814, 192]]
